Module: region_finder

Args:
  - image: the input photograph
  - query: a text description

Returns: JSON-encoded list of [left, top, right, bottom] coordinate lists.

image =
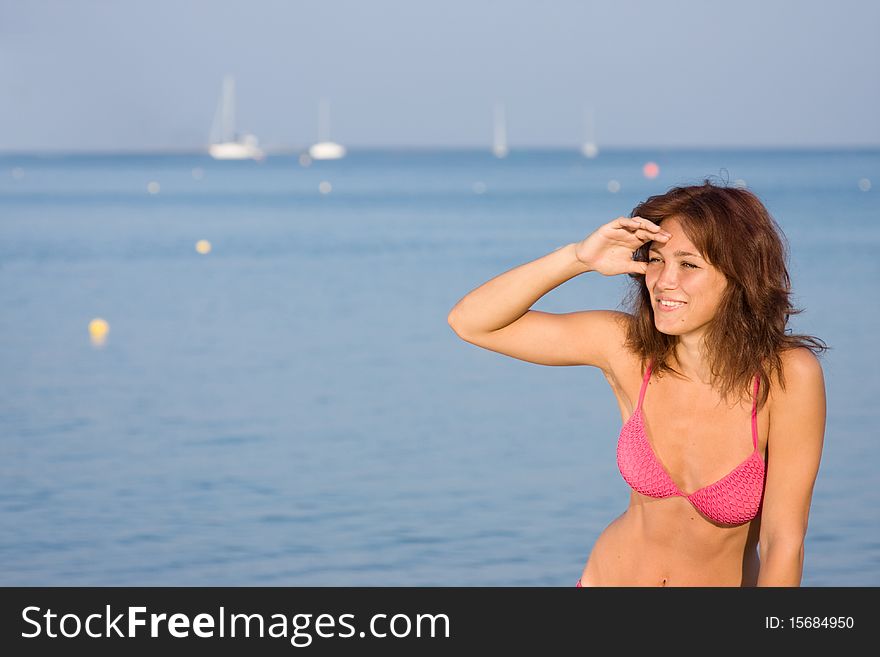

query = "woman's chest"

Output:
[[605, 362, 769, 493]]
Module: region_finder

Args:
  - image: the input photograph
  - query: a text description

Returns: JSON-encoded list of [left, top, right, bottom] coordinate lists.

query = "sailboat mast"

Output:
[[318, 99, 331, 143], [493, 102, 508, 157], [584, 105, 595, 143], [222, 76, 236, 143], [581, 103, 599, 158]]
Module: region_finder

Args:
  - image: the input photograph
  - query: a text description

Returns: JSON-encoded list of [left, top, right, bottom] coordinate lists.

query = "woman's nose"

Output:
[[656, 263, 680, 288]]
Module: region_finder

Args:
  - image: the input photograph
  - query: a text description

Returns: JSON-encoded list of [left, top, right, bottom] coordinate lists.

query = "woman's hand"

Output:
[[574, 216, 671, 276]]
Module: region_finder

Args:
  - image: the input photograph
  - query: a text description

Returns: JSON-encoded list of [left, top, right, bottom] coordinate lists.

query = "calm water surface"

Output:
[[0, 148, 877, 585]]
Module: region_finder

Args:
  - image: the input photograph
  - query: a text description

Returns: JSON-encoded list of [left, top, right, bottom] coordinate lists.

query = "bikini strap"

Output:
[[751, 374, 760, 451], [636, 358, 653, 411]]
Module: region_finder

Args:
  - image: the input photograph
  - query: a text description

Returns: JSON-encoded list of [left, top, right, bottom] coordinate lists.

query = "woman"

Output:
[[447, 180, 828, 587]]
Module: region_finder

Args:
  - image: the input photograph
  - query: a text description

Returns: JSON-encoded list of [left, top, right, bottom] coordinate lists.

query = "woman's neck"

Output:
[[671, 337, 714, 386]]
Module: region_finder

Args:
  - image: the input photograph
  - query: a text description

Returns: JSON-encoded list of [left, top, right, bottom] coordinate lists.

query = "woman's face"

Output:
[[645, 216, 728, 340]]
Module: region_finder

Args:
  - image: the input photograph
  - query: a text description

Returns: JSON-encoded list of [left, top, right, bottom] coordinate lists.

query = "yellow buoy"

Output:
[[195, 239, 212, 254], [89, 318, 109, 346]]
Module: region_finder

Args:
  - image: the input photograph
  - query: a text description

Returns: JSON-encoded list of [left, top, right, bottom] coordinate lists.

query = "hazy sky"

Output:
[[2, 0, 878, 151]]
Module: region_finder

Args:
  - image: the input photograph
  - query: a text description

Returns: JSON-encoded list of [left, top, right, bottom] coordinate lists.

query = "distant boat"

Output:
[[581, 105, 599, 158], [493, 102, 508, 158], [308, 99, 346, 160], [208, 75, 264, 161]]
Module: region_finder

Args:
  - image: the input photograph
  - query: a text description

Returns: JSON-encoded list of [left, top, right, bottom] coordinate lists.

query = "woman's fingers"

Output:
[[641, 229, 669, 241], [616, 219, 652, 239], [631, 216, 664, 232], [632, 217, 674, 239], [608, 216, 670, 258], [631, 260, 649, 276], [627, 227, 669, 244]]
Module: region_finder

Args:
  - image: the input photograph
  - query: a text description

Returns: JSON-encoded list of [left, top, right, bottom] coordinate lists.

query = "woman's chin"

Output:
[[653, 322, 693, 338]]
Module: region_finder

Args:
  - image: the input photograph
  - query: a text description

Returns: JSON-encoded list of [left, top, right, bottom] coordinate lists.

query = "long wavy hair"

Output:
[[621, 178, 829, 410]]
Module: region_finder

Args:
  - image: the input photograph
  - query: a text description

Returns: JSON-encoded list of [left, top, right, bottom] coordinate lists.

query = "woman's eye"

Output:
[[648, 257, 698, 269]]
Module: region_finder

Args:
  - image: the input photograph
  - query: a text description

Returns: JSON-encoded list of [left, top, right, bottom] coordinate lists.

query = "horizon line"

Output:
[[2, 143, 879, 157]]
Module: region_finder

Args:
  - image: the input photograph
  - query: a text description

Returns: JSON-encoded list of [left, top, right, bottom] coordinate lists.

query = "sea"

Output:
[[0, 148, 877, 585]]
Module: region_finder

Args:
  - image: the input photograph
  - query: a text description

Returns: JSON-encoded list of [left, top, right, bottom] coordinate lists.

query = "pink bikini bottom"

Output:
[[575, 578, 582, 587]]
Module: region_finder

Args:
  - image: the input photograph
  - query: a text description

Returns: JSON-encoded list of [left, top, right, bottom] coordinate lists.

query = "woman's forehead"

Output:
[[657, 217, 701, 252], [649, 244, 705, 260]]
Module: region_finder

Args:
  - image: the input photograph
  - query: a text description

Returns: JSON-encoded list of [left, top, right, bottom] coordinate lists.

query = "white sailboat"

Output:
[[308, 99, 346, 160], [581, 105, 599, 158], [208, 75, 264, 161], [492, 102, 508, 158]]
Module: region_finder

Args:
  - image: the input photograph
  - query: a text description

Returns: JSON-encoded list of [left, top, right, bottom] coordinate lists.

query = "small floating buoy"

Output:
[[89, 318, 109, 346], [642, 162, 660, 179]]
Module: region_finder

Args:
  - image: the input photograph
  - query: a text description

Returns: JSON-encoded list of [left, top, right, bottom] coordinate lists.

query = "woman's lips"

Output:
[[657, 301, 687, 313]]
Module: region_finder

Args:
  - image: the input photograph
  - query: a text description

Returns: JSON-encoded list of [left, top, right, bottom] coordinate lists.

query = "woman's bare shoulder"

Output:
[[768, 347, 825, 408]]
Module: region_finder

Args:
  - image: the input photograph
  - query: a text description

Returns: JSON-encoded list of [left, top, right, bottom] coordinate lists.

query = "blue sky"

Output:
[[1, 0, 878, 151]]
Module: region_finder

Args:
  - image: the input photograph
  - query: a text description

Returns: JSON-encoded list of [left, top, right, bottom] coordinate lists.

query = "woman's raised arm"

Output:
[[447, 217, 670, 370]]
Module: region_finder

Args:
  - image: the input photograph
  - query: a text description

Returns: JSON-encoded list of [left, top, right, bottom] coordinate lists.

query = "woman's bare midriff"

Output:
[[580, 494, 761, 586], [580, 339, 769, 587]]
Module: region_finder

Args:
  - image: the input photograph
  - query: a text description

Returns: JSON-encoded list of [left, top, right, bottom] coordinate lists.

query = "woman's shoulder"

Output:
[[763, 347, 827, 459], [768, 347, 825, 408], [781, 346, 823, 369], [775, 346, 823, 381]]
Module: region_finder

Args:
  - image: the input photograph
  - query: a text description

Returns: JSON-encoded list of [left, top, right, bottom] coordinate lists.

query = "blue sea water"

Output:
[[0, 148, 877, 586]]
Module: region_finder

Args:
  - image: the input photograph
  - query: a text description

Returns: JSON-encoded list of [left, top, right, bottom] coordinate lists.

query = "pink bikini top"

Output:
[[616, 358, 765, 525]]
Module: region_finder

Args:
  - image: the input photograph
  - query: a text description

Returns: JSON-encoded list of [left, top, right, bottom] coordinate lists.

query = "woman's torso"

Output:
[[580, 346, 770, 586]]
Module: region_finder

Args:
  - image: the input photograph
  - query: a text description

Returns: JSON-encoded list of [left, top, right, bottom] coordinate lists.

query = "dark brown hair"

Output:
[[621, 177, 829, 410]]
